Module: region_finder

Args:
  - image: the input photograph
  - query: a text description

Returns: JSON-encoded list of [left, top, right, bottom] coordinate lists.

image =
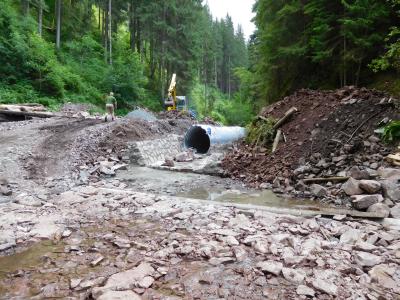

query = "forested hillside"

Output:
[[2, 0, 400, 124], [251, 0, 400, 106], [0, 0, 249, 123]]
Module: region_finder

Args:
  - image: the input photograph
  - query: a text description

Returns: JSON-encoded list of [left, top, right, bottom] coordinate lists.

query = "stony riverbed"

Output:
[[0, 116, 399, 299]]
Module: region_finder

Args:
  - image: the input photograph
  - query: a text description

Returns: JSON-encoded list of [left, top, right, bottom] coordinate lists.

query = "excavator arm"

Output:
[[165, 74, 177, 111]]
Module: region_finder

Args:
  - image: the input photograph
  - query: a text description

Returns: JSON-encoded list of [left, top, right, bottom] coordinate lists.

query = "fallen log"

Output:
[[273, 107, 298, 130], [0, 104, 46, 112], [0, 109, 54, 119], [303, 176, 350, 184], [272, 129, 282, 153]]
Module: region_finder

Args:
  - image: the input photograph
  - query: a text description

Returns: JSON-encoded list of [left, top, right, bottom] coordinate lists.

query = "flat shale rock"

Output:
[[351, 194, 383, 210]]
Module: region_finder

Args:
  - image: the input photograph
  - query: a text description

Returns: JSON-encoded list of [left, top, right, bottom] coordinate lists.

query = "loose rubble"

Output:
[[0, 184, 399, 299], [223, 86, 400, 214]]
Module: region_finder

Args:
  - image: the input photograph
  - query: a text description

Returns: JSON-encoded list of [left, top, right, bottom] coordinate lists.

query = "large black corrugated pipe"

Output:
[[184, 126, 211, 154], [184, 125, 246, 154]]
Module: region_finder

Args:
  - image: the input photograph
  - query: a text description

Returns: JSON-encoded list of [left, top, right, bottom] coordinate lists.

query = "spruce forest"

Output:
[[0, 0, 400, 125]]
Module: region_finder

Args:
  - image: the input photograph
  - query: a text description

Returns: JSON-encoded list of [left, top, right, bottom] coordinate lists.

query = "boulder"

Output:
[[256, 261, 283, 276], [253, 240, 269, 254], [354, 251, 382, 267], [340, 229, 361, 244], [359, 180, 381, 194], [282, 268, 306, 283], [0, 185, 12, 196], [367, 203, 390, 218], [348, 166, 370, 180], [312, 278, 338, 296], [294, 165, 311, 176], [381, 180, 400, 202], [342, 178, 363, 196], [351, 194, 383, 210], [296, 285, 315, 297], [390, 204, 400, 219], [354, 240, 377, 252], [93, 262, 154, 297], [100, 166, 116, 176], [368, 264, 398, 290], [310, 184, 328, 197]]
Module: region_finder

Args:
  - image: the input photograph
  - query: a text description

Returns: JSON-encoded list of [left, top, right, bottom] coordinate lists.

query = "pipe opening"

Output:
[[184, 126, 210, 154]]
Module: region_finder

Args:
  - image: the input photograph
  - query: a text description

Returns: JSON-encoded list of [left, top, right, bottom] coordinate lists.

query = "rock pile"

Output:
[[223, 87, 398, 183], [222, 87, 399, 203]]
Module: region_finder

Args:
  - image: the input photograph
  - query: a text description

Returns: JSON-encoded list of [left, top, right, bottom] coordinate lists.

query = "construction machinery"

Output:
[[164, 74, 188, 111], [164, 74, 177, 111]]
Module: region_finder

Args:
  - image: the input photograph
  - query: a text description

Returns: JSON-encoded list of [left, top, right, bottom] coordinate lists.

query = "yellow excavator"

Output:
[[164, 74, 188, 111], [164, 74, 177, 111]]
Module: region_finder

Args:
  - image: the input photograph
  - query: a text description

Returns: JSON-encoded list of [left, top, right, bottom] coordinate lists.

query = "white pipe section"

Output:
[[196, 125, 246, 145], [184, 125, 246, 154]]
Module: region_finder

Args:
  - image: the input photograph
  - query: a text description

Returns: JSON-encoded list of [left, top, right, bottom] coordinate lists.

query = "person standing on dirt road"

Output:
[[105, 92, 117, 121]]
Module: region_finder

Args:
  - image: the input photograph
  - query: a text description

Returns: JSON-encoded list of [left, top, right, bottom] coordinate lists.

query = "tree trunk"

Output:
[[228, 55, 231, 100], [343, 36, 347, 87], [108, 0, 112, 65], [150, 39, 155, 79], [355, 58, 363, 87], [55, 0, 61, 50], [104, 3, 108, 63], [214, 56, 218, 88], [38, 0, 43, 36], [136, 16, 141, 55], [129, 1, 136, 50], [98, 2, 101, 30], [22, 0, 30, 16]]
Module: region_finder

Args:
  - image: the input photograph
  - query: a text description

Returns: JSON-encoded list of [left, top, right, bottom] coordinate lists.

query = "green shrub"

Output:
[[246, 117, 276, 146], [382, 120, 400, 143]]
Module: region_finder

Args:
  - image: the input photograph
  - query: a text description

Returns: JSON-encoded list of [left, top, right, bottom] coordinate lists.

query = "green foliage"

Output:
[[370, 24, 400, 72], [368, 74, 400, 98], [252, 0, 397, 106], [246, 117, 276, 147], [381, 120, 400, 143], [190, 80, 254, 126], [0, 83, 60, 109]]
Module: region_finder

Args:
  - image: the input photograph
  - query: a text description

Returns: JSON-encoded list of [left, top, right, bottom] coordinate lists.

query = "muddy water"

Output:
[[0, 241, 64, 298], [116, 166, 329, 211], [177, 188, 329, 210], [0, 241, 62, 279]]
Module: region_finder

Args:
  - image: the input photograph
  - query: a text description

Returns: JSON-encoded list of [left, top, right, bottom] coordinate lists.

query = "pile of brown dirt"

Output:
[[222, 86, 399, 186]]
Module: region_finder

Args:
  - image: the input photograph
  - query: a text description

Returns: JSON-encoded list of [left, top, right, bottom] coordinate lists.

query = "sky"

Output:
[[205, 0, 256, 40]]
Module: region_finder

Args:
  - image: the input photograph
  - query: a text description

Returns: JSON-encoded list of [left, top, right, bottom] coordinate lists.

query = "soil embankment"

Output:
[[223, 86, 399, 186]]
